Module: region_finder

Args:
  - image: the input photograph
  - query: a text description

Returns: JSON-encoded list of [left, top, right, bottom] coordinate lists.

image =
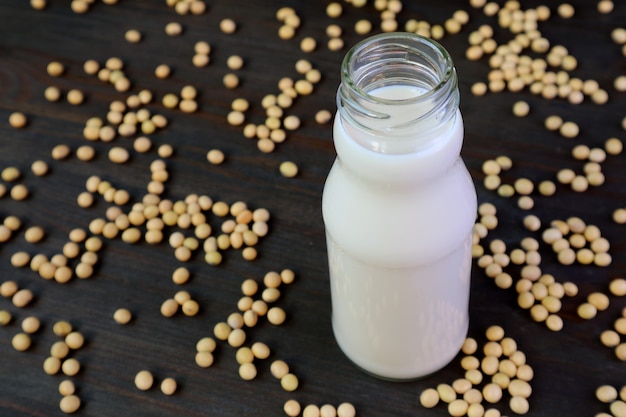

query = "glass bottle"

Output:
[[322, 33, 477, 380]]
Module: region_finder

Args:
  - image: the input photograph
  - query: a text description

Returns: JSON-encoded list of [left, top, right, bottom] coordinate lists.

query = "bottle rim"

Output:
[[337, 32, 460, 153], [340, 32, 456, 107]]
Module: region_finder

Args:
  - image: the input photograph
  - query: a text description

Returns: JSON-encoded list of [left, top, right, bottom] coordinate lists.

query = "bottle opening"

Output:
[[338, 33, 459, 154]]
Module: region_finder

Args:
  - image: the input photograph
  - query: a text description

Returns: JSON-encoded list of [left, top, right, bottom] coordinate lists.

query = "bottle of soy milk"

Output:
[[322, 33, 477, 380]]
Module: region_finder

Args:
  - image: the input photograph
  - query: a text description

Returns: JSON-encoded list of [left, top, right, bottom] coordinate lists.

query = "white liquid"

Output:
[[323, 86, 476, 380]]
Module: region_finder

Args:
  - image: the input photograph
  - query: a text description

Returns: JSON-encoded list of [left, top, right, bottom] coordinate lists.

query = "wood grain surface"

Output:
[[0, 1, 625, 416]]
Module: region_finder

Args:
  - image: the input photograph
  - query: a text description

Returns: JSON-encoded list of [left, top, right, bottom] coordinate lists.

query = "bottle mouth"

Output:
[[337, 33, 459, 152], [342, 33, 455, 108]]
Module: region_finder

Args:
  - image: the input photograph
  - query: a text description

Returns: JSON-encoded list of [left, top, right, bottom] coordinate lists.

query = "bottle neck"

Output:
[[333, 110, 464, 185], [337, 33, 460, 155]]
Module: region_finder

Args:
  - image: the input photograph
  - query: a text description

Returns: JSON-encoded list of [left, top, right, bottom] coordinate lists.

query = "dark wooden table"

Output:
[[1, 1, 625, 416]]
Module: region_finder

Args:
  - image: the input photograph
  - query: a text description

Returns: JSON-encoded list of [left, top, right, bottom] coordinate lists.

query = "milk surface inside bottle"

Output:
[[322, 33, 477, 380]]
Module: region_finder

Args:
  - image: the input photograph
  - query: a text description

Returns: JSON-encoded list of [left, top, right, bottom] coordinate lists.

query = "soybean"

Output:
[[61, 358, 80, 376], [135, 370, 154, 390], [160, 378, 177, 395], [12, 333, 31, 351], [239, 362, 257, 380], [113, 308, 132, 324], [281, 373, 299, 391], [420, 388, 440, 408], [59, 395, 81, 414], [280, 161, 298, 178]]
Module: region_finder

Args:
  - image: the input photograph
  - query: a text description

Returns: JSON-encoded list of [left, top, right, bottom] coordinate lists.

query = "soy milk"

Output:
[[322, 33, 477, 380]]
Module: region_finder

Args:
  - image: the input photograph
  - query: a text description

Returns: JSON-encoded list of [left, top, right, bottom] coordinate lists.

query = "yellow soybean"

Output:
[[12, 333, 31, 351], [281, 373, 299, 391], [59, 394, 81, 414], [420, 388, 440, 408], [113, 308, 132, 324], [280, 161, 298, 178], [135, 370, 154, 390]]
